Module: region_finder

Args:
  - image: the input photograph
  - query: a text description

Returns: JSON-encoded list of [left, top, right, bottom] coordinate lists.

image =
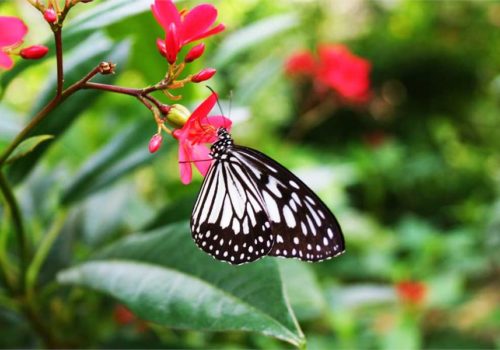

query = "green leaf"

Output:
[[65, 0, 157, 36], [6, 34, 131, 185], [60, 120, 158, 205], [58, 223, 305, 347], [279, 260, 325, 321], [212, 13, 299, 66], [5, 135, 54, 164]]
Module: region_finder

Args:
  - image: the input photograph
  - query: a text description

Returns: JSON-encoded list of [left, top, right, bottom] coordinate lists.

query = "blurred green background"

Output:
[[0, 0, 499, 348]]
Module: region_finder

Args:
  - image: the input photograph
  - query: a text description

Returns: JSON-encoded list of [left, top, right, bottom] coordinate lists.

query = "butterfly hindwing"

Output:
[[229, 146, 345, 262], [191, 156, 274, 265]]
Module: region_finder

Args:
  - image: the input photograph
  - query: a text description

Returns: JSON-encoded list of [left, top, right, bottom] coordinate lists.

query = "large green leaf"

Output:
[[58, 223, 305, 347], [212, 13, 298, 66], [65, 0, 157, 36], [6, 34, 131, 184]]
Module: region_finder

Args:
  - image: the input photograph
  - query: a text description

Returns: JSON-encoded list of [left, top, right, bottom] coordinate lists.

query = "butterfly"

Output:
[[191, 127, 345, 265]]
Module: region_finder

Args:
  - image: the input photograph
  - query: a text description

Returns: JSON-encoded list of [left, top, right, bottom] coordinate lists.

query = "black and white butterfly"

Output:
[[191, 127, 345, 265]]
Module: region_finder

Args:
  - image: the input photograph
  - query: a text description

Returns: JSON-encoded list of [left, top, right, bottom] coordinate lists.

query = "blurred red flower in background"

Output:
[[113, 304, 148, 333], [285, 44, 372, 103], [284, 50, 316, 76], [317, 45, 371, 102], [396, 281, 427, 306], [173, 93, 232, 184], [151, 0, 225, 64]]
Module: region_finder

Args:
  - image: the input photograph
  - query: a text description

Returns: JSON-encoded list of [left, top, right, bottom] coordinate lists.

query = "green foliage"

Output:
[[0, 0, 499, 349], [59, 223, 304, 347]]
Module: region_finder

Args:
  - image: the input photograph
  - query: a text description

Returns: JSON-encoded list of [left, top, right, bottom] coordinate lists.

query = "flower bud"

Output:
[[166, 104, 190, 128], [20, 45, 49, 60], [184, 43, 205, 63], [44, 8, 57, 23], [191, 68, 216, 83], [148, 134, 163, 153]]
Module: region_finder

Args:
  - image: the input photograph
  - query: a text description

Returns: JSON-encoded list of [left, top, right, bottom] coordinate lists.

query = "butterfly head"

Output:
[[210, 128, 233, 158], [217, 127, 231, 140]]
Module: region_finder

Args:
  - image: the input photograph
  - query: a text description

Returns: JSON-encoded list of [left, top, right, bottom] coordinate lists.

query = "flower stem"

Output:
[[54, 29, 64, 97]]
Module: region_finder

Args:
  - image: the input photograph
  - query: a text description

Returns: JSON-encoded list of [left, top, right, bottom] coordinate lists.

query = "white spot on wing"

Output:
[[263, 191, 280, 223], [283, 205, 296, 228]]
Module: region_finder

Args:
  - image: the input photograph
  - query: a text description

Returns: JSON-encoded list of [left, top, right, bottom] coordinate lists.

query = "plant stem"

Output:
[[0, 172, 27, 294], [54, 29, 64, 97]]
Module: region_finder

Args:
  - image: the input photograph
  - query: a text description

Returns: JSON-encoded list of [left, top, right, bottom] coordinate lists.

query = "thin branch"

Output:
[[54, 29, 64, 97]]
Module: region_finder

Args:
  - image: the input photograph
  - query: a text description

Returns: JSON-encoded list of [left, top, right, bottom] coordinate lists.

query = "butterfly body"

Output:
[[191, 128, 345, 265]]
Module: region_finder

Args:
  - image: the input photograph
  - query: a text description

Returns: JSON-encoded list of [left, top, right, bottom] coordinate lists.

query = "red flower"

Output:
[[0, 16, 27, 70], [284, 50, 316, 76], [114, 304, 136, 325], [151, 0, 225, 64], [173, 93, 231, 184], [317, 44, 371, 102], [285, 44, 372, 103], [396, 281, 427, 305]]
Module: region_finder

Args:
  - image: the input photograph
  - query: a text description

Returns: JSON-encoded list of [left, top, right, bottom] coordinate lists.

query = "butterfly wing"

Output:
[[191, 157, 274, 265], [229, 146, 345, 262]]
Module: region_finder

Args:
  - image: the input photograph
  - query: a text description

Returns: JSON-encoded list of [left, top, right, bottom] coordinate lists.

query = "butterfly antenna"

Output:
[[228, 90, 233, 119], [206, 85, 228, 130]]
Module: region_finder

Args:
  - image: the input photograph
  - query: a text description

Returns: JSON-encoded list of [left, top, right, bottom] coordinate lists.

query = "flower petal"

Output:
[[151, 0, 181, 31], [188, 93, 218, 127], [0, 51, 14, 70], [181, 4, 218, 43], [185, 23, 225, 44], [191, 143, 212, 176], [0, 16, 27, 47], [207, 115, 232, 129], [178, 143, 193, 185], [165, 23, 180, 64]]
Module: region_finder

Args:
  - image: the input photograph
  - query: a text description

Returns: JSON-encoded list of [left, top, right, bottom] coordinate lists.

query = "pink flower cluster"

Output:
[[151, 0, 224, 65], [285, 44, 371, 103], [0, 16, 49, 70]]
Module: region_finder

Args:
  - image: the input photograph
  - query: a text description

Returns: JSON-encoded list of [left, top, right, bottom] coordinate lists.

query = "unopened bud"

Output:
[[166, 104, 190, 128], [191, 68, 216, 83], [99, 61, 116, 74], [148, 134, 163, 153], [20, 45, 49, 59], [44, 8, 57, 23], [184, 43, 205, 63]]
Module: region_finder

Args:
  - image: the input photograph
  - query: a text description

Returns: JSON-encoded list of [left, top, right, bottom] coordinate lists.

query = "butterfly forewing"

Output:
[[191, 155, 274, 265], [229, 146, 345, 262]]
